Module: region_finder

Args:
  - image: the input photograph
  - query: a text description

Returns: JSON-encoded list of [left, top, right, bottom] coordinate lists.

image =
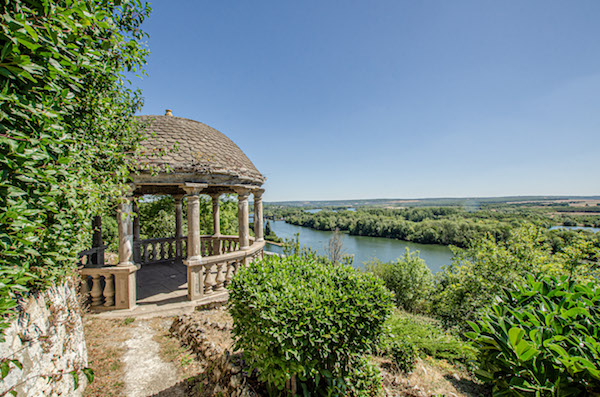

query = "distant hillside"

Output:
[[266, 195, 600, 208]]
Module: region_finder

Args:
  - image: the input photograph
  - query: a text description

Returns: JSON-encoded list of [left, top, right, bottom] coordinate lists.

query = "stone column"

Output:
[[132, 200, 141, 264], [185, 192, 202, 262], [174, 195, 184, 258], [237, 189, 250, 250], [115, 194, 137, 309], [117, 198, 134, 267], [183, 185, 205, 301], [253, 189, 265, 242], [210, 193, 221, 255]]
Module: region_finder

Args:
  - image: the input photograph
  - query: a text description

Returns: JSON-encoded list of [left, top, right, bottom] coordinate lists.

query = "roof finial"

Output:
[[165, 109, 173, 116]]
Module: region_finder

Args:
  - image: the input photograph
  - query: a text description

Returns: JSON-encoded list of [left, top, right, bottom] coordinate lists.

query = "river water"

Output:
[[265, 221, 453, 273]]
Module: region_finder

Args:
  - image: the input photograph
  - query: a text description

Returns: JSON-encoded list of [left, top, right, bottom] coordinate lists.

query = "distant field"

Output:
[[267, 195, 600, 208]]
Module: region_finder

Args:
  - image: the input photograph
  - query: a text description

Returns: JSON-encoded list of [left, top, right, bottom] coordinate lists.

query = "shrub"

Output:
[[345, 357, 384, 397], [365, 248, 433, 312], [388, 341, 417, 373], [228, 254, 393, 395], [466, 275, 600, 395]]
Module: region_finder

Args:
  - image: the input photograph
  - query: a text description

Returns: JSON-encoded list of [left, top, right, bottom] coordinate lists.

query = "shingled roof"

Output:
[[135, 113, 265, 186]]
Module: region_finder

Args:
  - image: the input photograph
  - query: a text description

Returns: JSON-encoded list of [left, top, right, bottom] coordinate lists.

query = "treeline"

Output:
[[269, 205, 600, 247]]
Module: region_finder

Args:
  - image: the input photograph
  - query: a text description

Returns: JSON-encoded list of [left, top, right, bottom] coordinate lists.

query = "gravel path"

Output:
[[123, 321, 185, 397]]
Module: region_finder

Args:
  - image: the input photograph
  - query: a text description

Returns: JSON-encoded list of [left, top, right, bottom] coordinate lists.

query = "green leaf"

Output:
[[508, 327, 525, 348]]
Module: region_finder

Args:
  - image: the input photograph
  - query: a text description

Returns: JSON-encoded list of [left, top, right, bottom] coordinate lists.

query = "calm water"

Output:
[[549, 226, 600, 233], [265, 221, 453, 273]]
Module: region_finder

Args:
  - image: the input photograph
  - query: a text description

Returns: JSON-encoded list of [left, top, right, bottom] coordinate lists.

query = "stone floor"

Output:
[[95, 260, 228, 319], [136, 261, 188, 305]]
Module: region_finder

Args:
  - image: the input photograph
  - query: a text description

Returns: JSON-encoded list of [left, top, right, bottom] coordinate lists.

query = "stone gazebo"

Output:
[[80, 110, 266, 311]]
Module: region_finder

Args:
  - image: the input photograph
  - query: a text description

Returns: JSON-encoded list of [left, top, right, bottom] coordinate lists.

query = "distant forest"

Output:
[[264, 197, 600, 249]]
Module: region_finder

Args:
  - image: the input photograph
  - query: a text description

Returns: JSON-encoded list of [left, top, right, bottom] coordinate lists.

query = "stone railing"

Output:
[[136, 235, 255, 265], [186, 240, 264, 301], [137, 236, 187, 265], [77, 245, 107, 267], [80, 265, 137, 310]]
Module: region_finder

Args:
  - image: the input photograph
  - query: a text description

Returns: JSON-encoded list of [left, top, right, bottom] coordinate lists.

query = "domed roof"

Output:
[[135, 113, 265, 187]]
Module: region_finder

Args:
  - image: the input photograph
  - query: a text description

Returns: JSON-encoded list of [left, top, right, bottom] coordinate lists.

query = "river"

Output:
[[264, 221, 453, 273]]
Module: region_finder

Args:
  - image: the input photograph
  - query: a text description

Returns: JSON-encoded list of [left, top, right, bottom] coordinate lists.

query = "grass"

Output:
[[386, 310, 476, 364], [83, 318, 133, 397]]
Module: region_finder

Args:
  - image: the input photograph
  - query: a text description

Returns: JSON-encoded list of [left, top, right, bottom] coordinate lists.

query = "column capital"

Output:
[[209, 192, 222, 200], [172, 194, 185, 202], [182, 182, 207, 195], [253, 188, 265, 199]]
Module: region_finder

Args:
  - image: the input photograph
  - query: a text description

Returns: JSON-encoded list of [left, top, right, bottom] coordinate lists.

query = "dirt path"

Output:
[[123, 321, 185, 397], [84, 317, 193, 397]]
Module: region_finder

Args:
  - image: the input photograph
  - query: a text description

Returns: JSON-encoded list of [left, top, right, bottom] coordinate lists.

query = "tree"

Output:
[[0, 0, 151, 334], [265, 220, 272, 237], [365, 248, 433, 312], [326, 228, 345, 265]]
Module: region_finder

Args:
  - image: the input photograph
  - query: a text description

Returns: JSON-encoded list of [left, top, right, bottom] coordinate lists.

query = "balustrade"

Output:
[[186, 240, 264, 300], [80, 265, 137, 310]]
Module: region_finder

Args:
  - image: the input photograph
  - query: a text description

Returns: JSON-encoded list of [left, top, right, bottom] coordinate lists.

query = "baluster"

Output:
[[204, 263, 216, 294], [80, 275, 90, 301], [215, 262, 226, 291], [168, 240, 174, 259], [225, 261, 235, 286], [103, 274, 115, 306], [90, 275, 103, 306]]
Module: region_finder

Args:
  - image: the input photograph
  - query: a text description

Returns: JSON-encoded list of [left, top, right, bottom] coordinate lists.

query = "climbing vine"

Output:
[[0, 0, 151, 340]]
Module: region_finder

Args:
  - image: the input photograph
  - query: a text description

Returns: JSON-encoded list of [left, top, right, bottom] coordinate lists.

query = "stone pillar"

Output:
[[132, 200, 141, 264], [116, 193, 137, 310], [211, 193, 221, 236], [185, 192, 202, 262], [237, 189, 250, 250], [253, 189, 264, 242], [210, 193, 221, 255], [117, 199, 134, 267], [174, 195, 184, 258], [183, 185, 205, 301]]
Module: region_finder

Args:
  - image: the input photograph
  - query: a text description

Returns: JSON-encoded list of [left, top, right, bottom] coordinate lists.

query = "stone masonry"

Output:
[[0, 280, 88, 396]]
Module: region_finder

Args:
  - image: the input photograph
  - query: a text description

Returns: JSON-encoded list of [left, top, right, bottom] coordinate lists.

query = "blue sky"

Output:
[[134, 1, 600, 202]]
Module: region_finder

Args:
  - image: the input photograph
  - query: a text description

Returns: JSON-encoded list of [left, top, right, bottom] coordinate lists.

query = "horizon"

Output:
[[265, 194, 600, 204], [134, 1, 600, 201]]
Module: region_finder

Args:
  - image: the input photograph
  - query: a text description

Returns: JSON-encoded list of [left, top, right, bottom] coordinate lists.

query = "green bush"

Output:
[[228, 254, 393, 395], [388, 341, 417, 373], [466, 275, 600, 395], [345, 357, 384, 397], [365, 248, 433, 312]]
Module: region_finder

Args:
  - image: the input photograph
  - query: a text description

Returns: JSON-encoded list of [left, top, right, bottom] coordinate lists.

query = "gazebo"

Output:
[[80, 110, 266, 311]]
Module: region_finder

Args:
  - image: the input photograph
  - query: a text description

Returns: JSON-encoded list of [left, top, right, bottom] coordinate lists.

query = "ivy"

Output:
[[0, 0, 150, 341]]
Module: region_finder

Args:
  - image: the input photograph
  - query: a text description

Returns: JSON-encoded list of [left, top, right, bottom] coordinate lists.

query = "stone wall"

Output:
[[0, 280, 88, 396]]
